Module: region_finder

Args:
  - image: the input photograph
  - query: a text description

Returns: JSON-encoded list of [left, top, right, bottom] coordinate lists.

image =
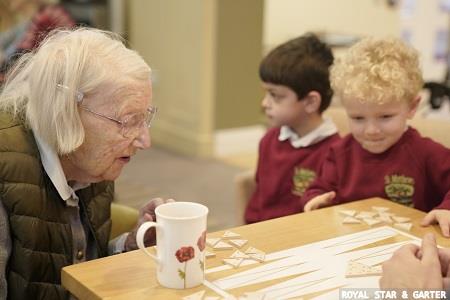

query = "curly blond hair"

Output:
[[331, 37, 423, 105]]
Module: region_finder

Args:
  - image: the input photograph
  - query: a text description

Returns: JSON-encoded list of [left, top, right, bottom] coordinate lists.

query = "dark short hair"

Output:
[[259, 33, 334, 113]]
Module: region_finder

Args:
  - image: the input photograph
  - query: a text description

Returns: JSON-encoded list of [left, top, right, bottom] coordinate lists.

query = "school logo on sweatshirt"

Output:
[[292, 167, 316, 196], [384, 174, 414, 206]]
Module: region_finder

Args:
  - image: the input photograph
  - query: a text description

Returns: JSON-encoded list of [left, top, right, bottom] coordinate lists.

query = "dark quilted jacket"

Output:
[[0, 112, 113, 300]]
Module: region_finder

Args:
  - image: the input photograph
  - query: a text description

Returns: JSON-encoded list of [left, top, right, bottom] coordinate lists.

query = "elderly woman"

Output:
[[0, 28, 170, 299]]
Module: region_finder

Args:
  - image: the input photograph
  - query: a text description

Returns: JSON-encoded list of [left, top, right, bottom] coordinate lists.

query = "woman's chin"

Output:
[[103, 169, 124, 181], [93, 167, 124, 182]]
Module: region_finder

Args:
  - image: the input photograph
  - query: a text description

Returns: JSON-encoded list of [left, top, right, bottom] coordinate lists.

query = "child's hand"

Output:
[[304, 191, 336, 212], [421, 209, 450, 238]]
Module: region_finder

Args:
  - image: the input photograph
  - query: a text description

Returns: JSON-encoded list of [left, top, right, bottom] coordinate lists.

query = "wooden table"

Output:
[[62, 198, 450, 299]]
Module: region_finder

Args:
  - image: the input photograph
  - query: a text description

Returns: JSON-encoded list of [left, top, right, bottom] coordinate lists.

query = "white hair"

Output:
[[0, 27, 151, 154]]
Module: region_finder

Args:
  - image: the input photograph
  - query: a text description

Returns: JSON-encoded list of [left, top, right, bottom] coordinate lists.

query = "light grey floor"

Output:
[[115, 146, 245, 231]]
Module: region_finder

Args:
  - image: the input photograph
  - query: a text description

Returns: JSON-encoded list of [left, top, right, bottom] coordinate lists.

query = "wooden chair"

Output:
[[110, 202, 139, 239], [234, 169, 256, 225]]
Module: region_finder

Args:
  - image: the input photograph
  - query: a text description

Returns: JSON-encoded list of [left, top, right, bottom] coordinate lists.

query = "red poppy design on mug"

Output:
[[175, 246, 195, 263], [175, 246, 195, 288], [197, 230, 206, 252], [197, 230, 207, 278]]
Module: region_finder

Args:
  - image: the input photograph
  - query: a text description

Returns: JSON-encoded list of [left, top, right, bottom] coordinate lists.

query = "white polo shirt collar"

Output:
[[278, 118, 338, 148]]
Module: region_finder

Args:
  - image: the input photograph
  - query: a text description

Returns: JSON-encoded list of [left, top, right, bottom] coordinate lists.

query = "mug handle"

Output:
[[136, 221, 161, 264]]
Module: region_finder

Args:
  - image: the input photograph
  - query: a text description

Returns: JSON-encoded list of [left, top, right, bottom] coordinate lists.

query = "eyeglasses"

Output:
[[57, 84, 157, 138], [80, 105, 157, 138]]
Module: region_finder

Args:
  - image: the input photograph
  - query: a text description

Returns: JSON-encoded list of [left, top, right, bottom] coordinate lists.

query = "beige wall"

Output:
[[128, 0, 217, 157], [215, 0, 264, 130], [128, 0, 263, 156], [259, 0, 450, 101], [399, 0, 449, 81], [263, 0, 449, 84], [263, 0, 401, 48]]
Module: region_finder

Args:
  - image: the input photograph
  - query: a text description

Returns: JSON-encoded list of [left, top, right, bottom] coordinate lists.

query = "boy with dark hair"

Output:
[[244, 33, 341, 224]]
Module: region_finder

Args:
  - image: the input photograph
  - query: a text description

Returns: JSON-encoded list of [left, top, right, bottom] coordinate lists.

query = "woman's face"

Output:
[[65, 80, 153, 183]]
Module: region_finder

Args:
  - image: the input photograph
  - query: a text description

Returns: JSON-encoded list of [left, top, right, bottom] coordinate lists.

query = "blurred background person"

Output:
[[0, 0, 75, 82]]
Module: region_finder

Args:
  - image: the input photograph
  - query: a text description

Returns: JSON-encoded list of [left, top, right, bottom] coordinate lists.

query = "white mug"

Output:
[[136, 202, 209, 289]]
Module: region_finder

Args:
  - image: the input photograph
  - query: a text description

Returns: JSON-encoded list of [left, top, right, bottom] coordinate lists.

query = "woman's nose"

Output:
[[133, 126, 151, 149]]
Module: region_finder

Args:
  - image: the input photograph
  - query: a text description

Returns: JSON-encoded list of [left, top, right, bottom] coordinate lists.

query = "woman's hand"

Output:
[[380, 233, 446, 289], [124, 198, 175, 251]]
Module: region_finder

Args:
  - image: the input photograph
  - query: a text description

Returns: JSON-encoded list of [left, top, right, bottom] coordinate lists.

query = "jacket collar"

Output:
[[33, 132, 89, 206]]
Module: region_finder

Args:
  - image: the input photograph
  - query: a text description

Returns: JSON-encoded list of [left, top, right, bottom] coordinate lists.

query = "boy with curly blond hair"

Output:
[[301, 37, 450, 236]]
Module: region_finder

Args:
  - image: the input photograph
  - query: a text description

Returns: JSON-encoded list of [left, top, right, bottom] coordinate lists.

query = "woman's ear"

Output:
[[303, 91, 322, 114], [407, 95, 421, 119]]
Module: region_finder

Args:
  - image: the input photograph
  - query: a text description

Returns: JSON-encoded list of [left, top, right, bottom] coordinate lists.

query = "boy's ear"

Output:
[[407, 95, 421, 119], [303, 91, 322, 114]]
